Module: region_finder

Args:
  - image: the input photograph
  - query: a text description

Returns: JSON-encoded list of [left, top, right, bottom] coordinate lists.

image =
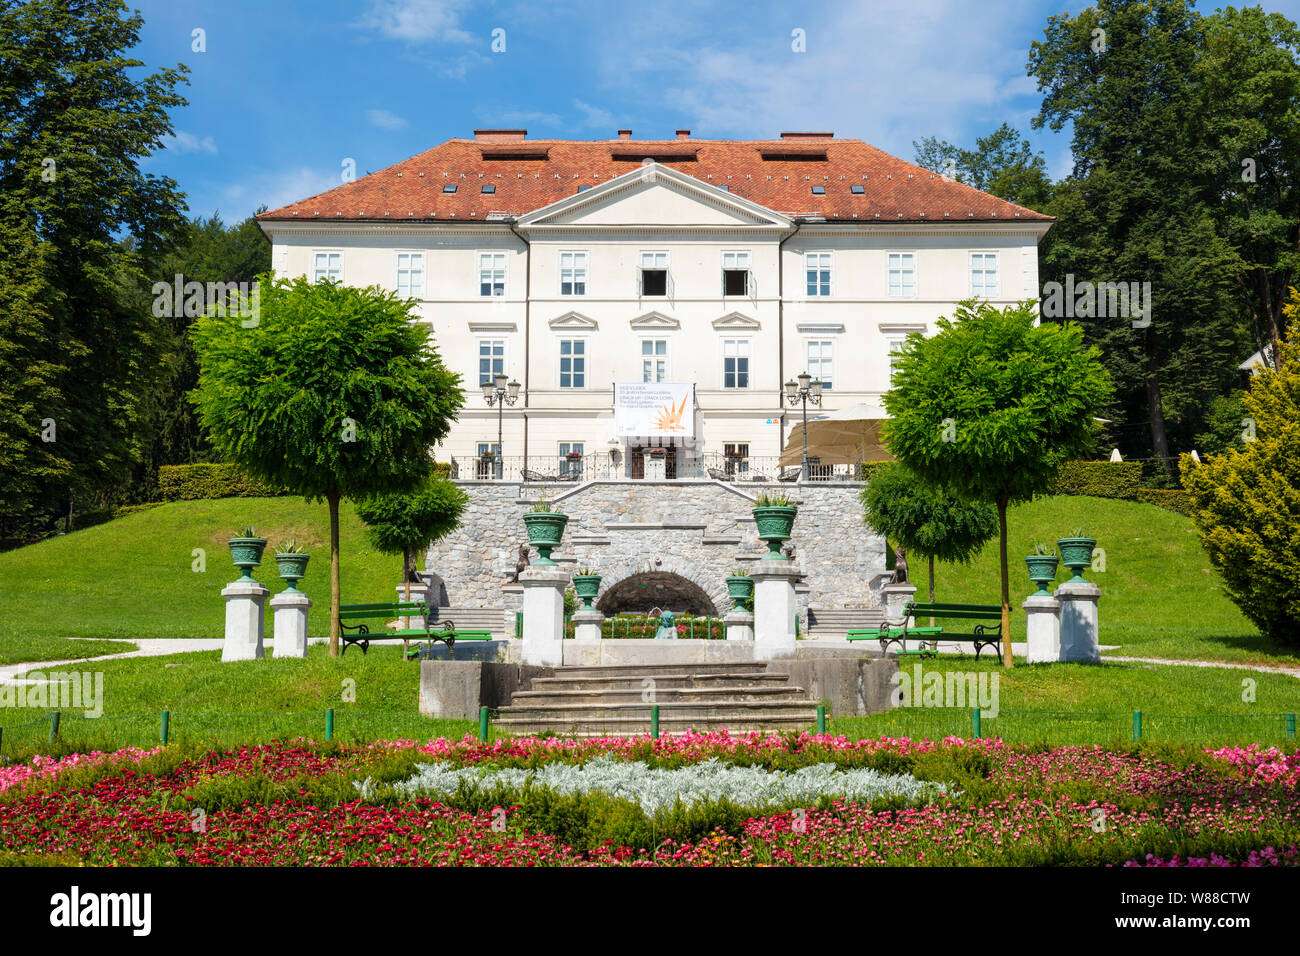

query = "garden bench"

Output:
[[338, 601, 433, 656], [404, 627, 494, 660], [847, 602, 1004, 662], [522, 468, 558, 482]]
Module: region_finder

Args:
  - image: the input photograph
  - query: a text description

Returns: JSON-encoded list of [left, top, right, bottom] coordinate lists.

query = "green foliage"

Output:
[[233, 525, 258, 540], [1132, 488, 1193, 516], [190, 275, 463, 655], [1049, 460, 1143, 498], [1194, 391, 1252, 458], [354, 477, 468, 584], [1182, 332, 1300, 647], [754, 492, 794, 508], [277, 538, 299, 554], [529, 499, 562, 514], [860, 462, 997, 567], [912, 122, 1053, 211], [0, 0, 189, 538], [157, 463, 284, 501]]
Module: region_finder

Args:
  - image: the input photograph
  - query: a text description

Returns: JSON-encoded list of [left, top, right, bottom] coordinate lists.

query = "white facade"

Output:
[[262, 158, 1050, 477]]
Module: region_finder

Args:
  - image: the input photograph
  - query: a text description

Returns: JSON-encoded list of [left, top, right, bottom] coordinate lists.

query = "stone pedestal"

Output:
[[519, 567, 570, 666], [724, 609, 754, 641], [271, 590, 312, 658], [394, 581, 431, 628], [221, 580, 268, 662], [571, 607, 603, 643], [751, 560, 800, 658], [1057, 579, 1101, 663], [1023, 593, 1060, 664], [881, 582, 919, 650]]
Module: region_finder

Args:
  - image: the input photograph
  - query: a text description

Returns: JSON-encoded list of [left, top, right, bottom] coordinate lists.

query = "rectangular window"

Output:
[[805, 253, 831, 296], [312, 252, 342, 282], [722, 339, 750, 389], [476, 442, 501, 480], [970, 252, 998, 297], [888, 252, 916, 297], [723, 442, 749, 476], [640, 251, 668, 296], [722, 250, 750, 296], [559, 442, 584, 477], [807, 340, 833, 391], [559, 339, 586, 389], [478, 339, 505, 385], [396, 252, 424, 298], [560, 251, 587, 296], [479, 253, 506, 297], [888, 339, 906, 384], [641, 339, 668, 382]]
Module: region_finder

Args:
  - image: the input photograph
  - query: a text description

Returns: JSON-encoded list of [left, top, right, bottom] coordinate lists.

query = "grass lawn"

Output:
[[911, 495, 1299, 667], [0, 638, 138, 667], [2, 645, 1295, 759], [0, 496, 399, 660]]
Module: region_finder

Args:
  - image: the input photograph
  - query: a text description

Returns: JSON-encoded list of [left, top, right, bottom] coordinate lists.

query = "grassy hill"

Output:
[[0, 497, 399, 661], [912, 496, 1293, 666], [0, 492, 1291, 668]]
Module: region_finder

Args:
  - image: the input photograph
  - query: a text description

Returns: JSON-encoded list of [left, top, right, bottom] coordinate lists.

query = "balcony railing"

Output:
[[448, 454, 865, 483]]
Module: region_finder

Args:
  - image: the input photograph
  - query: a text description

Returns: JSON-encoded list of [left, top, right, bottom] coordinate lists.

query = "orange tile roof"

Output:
[[257, 137, 1053, 225]]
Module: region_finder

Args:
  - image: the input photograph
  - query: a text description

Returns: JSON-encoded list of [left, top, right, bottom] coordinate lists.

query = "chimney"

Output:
[[473, 129, 527, 141], [676, 129, 691, 140], [780, 131, 834, 141], [618, 129, 632, 140]]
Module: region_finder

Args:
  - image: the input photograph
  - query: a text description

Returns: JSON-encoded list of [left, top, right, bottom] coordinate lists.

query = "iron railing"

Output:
[[449, 454, 865, 483]]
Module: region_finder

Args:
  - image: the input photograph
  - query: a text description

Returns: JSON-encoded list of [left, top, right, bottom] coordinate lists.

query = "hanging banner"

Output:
[[614, 382, 695, 437]]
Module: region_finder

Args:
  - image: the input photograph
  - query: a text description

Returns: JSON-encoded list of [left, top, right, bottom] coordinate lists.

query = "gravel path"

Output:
[[1105, 654, 1300, 680]]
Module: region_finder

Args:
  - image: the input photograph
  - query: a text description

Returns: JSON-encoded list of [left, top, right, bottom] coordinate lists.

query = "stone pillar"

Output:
[[394, 580, 431, 628], [881, 583, 919, 651], [751, 560, 800, 658], [271, 590, 312, 659], [1057, 580, 1101, 663], [724, 609, 755, 641], [221, 580, 268, 662], [519, 567, 570, 666], [571, 607, 603, 643], [1022, 593, 1060, 664]]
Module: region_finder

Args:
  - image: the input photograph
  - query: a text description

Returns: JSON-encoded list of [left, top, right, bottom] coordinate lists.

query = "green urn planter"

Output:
[[572, 573, 601, 609], [752, 505, 798, 560], [1057, 537, 1097, 582], [523, 511, 568, 566], [1024, 554, 1059, 596], [275, 552, 310, 592], [227, 537, 268, 582], [725, 574, 754, 611]]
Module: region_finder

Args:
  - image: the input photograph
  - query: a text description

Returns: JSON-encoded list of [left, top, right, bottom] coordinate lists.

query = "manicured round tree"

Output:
[[355, 476, 468, 602], [1182, 327, 1300, 647], [190, 275, 464, 656], [860, 462, 998, 606], [884, 300, 1111, 666]]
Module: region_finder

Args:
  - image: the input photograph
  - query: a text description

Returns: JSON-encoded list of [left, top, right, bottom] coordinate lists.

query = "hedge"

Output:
[[1048, 460, 1144, 499], [1133, 488, 1193, 516], [157, 462, 452, 501]]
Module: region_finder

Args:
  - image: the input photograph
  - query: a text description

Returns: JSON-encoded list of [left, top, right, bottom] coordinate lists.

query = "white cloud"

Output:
[[367, 108, 409, 131], [233, 166, 348, 215], [161, 131, 217, 155], [573, 100, 614, 129], [356, 0, 474, 44]]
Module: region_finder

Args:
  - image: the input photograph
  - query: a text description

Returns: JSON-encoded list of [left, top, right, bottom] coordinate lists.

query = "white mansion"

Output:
[[258, 130, 1052, 481]]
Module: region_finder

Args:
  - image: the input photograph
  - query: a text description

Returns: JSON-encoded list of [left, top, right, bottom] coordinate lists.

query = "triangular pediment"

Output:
[[712, 311, 761, 330], [549, 311, 599, 331], [517, 163, 792, 230], [630, 311, 680, 330]]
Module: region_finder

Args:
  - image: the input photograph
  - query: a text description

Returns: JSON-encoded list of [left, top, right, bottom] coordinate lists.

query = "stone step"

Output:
[[806, 607, 886, 637], [509, 686, 813, 706], [492, 709, 820, 737], [529, 673, 792, 692], [425, 607, 507, 637], [496, 701, 819, 720], [551, 661, 772, 680]]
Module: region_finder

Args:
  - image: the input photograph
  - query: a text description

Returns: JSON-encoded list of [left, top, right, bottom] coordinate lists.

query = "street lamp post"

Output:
[[784, 371, 823, 481], [481, 372, 521, 479]]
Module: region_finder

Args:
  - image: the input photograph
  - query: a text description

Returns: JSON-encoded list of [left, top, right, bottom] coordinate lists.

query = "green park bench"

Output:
[[847, 602, 1004, 662], [337, 602, 494, 658]]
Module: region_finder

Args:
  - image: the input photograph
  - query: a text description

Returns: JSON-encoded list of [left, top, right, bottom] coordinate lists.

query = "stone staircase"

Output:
[[426, 606, 507, 638], [492, 662, 821, 737], [805, 607, 886, 639]]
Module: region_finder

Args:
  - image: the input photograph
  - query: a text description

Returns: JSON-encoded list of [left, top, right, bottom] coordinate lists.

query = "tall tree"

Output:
[[913, 123, 1054, 211], [355, 478, 468, 601], [1029, 0, 1245, 462], [0, 0, 187, 536], [190, 275, 464, 657], [884, 301, 1112, 666]]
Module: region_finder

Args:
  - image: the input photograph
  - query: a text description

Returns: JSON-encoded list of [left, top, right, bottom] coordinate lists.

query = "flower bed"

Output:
[[0, 736, 1295, 867]]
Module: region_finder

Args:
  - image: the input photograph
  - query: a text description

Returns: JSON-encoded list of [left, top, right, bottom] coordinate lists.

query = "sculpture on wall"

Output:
[[507, 543, 530, 583], [891, 546, 909, 585]]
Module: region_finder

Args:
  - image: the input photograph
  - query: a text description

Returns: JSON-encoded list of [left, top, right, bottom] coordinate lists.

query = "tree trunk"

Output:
[[403, 548, 412, 603], [998, 495, 1013, 668], [928, 553, 936, 652], [1145, 358, 1171, 461], [328, 490, 341, 658]]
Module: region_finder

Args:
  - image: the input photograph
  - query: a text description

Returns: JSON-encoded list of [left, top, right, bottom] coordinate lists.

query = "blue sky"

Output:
[[132, 0, 1300, 222]]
